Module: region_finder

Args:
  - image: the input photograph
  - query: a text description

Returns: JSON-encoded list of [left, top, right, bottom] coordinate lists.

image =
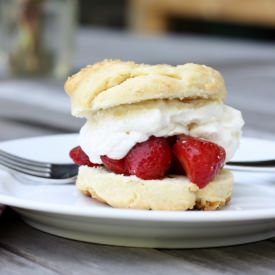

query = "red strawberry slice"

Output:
[[173, 137, 226, 188], [69, 146, 100, 167], [100, 155, 128, 175], [125, 136, 172, 180], [169, 155, 186, 175], [167, 135, 177, 146]]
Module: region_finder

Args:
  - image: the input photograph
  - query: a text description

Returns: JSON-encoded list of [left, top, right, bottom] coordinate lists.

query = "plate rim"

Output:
[[1, 134, 275, 223], [0, 193, 275, 222]]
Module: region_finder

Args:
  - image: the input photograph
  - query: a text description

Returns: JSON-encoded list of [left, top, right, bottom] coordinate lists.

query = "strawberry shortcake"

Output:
[[65, 60, 244, 210]]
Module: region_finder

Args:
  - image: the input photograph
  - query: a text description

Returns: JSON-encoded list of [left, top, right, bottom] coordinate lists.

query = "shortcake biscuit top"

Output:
[[64, 59, 226, 116]]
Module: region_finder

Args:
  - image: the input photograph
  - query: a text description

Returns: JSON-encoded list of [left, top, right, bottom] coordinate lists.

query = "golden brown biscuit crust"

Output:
[[65, 60, 226, 116], [76, 166, 233, 211]]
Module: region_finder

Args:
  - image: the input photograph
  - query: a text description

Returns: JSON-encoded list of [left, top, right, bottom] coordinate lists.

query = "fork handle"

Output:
[[226, 160, 275, 173]]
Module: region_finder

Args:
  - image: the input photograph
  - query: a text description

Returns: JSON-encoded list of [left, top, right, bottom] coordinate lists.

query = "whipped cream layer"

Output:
[[79, 100, 244, 164]]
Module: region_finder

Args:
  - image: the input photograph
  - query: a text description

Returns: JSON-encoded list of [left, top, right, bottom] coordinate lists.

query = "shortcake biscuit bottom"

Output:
[[76, 166, 233, 211]]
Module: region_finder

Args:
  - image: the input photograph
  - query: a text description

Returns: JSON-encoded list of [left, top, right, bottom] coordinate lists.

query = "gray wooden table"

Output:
[[0, 28, 275, 275]]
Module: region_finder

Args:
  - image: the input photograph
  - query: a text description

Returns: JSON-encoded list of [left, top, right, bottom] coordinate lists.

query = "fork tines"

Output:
[[0, 149, 52, 178]]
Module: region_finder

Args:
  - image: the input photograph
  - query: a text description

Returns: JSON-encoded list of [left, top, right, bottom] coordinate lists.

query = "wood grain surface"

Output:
[[0, 27, 274, 275]]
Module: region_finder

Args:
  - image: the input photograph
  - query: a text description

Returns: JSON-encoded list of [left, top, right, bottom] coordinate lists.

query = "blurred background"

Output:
[[1, 0, 275, 77], [0, 0, 274, 141], [81, 0, 275, 41]]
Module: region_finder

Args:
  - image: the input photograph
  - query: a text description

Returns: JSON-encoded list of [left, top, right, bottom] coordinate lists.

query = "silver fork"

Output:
[[0, 149, 78, 184], [225, 160, 275, 173]]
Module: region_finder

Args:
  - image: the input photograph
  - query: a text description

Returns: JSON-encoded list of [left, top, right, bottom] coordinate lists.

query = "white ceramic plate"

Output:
[[0, 134, 275, 248]]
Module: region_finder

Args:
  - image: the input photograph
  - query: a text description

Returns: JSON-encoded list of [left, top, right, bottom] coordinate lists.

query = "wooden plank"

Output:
[[0, 98, 81, 133], [161, 240, 275, 275], [0, 118, 60, 141], [0, 245, 59, 275], [0, 214, 222, 275], [2, 212, 275, 274]]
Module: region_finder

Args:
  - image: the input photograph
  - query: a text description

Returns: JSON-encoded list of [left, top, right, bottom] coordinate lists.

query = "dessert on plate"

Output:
[[65, 60, 244, 210]]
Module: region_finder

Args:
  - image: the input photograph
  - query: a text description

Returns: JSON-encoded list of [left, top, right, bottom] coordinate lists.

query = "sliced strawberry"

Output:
[[125, 136, 172, 180], [173, 137, 226, 188], [169, 155, 186, 175], [69, 146, 100, 167], [167, 135, 177, 146], [100, 155, 128, 175]]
